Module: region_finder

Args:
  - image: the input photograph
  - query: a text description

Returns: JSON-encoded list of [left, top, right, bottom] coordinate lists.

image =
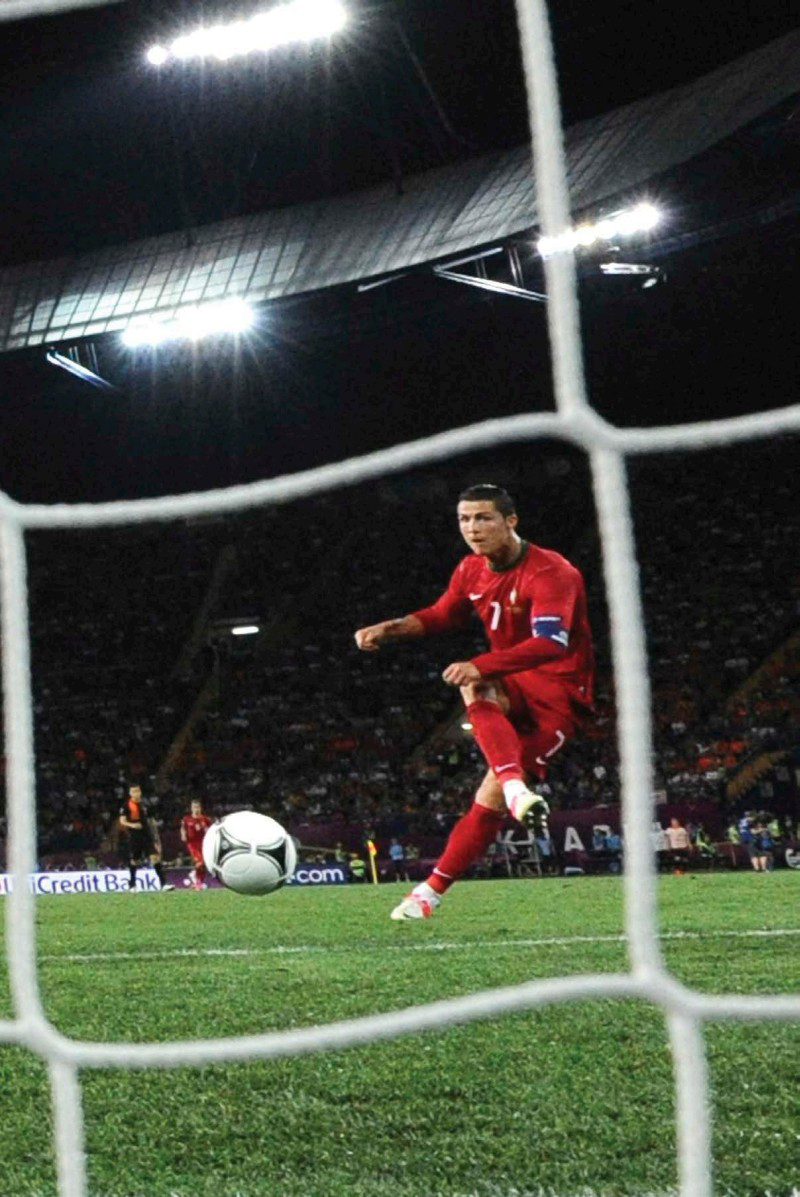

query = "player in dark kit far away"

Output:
[[180, 799, 213, 890], [355, 484, 595, 920], [118, 784, 174, 892]]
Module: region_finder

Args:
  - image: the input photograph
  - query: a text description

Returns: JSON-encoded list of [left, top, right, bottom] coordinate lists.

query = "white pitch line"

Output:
[[36, 926, 800, 965], [452, 1190, 683, 1197], [453, 1191, 684, 1197]]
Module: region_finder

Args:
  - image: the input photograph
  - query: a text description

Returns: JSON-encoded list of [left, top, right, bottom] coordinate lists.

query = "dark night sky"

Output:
[[0, 0, 798, 503]]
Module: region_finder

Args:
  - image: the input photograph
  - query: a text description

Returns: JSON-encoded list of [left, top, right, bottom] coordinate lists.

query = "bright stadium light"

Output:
[[146, 44, 169, 66], [537, 202, 662, 258], [121, 298, 254, 349], [231, 625, 260, 636], [146, 0, 348, 67]]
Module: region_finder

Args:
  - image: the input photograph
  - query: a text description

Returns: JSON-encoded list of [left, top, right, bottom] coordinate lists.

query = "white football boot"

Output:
[[503, 779, 550, 832], [390, 891, 441, 921]]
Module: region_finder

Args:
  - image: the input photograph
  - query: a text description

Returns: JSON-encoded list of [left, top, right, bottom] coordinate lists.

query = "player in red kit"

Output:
[[355, 483, 595, 920], [180, 799, 213, 890]]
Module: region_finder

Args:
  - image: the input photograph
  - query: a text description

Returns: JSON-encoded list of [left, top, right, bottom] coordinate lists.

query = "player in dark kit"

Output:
[[118, 784, 173, 892], [180, 799, 213, 890], [355, 484, 595, 920]]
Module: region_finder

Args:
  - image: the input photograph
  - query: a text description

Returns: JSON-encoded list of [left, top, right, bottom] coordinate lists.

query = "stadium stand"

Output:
[[0, 438, 797, 872]]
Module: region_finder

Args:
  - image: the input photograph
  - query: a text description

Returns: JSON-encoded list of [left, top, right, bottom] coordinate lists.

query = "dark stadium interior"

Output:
[[0, 0, 798, 876]]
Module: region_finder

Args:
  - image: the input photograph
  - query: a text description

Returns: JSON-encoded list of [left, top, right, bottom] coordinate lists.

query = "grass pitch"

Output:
[[1, 872, 799, 1197]]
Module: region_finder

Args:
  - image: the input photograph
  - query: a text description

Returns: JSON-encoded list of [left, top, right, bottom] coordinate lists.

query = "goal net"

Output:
[[1, 2, 799, 1197]]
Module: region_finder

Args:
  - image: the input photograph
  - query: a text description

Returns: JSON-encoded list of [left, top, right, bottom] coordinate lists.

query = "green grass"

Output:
[[1, 873, 799, 1197]]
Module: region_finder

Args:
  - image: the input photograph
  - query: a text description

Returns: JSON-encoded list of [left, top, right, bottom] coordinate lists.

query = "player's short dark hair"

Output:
[[458, 484, 516, 517]]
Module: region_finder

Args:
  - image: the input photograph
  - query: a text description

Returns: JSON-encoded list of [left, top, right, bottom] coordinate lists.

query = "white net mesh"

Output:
[[1, 2, 799, 1196]]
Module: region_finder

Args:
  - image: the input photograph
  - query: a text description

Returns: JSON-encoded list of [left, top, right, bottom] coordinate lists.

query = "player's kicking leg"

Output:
[[391, 770, 515, 920], [460, 681, 550, 829], [502, 777, 550, 830], [391, 680, 550, 922]]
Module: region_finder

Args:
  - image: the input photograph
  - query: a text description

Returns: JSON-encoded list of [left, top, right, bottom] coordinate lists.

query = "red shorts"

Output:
[[502, 672, 589, 781], [187, 843, 204, 866]]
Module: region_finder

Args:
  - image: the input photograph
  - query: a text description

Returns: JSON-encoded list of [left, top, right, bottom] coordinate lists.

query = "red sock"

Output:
[[466, 699, 524, 784], [427, 802, 507, 895]]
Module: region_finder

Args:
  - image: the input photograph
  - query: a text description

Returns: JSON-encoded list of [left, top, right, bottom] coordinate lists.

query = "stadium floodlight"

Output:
[[146, 45, 169, 66], [537, 202, 661, 258], [231, 625, 260, 636], [599, 262, 660, 276], [120, 298, 254, 349], [146, 0, 348, 67], [599, 261, 665, 289]]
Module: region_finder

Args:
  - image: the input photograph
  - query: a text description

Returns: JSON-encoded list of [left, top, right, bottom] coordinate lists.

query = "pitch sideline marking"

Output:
[[37, 926, 800, 964]]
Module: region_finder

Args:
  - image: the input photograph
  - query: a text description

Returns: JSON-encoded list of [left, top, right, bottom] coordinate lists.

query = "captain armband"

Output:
[[531, 614, 569, 648]]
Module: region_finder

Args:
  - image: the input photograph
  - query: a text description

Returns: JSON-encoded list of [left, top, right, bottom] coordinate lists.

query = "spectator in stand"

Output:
[[694, 824, 715, 864], [651, 822, 670, 870], [767, 816, 783, 844], [591, 826, 608, 853], [604, 828, 623, 873], [751, 822, 774, 873], [738, 813, 757, 869], [349, 851, 367, 883], [590, 825, 622, 874], [535, 827, 558, 875], [665, 817, 692, 872], [388, 838, 411, 883]]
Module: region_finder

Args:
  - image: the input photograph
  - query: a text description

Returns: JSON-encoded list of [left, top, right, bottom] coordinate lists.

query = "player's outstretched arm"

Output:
[[354, 615, 425, 652]]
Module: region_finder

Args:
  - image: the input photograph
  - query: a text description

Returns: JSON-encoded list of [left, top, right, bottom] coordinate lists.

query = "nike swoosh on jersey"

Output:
[[469, 593, 483, 600]]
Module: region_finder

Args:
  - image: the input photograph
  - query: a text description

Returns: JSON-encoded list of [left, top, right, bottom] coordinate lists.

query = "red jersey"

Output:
[[181, 814, 213, 847], [411, 541, 594, 712]]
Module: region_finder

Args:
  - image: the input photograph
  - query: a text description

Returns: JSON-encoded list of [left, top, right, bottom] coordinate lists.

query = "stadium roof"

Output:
[[0, 27, 797, 356]]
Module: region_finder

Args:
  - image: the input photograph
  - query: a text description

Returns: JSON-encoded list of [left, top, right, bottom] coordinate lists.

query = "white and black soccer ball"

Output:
[[202, 811, 297, 896]]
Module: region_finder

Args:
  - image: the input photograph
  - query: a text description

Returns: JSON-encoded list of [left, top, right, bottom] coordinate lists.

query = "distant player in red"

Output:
[[355, 483, 595, 920], [181, 800, 213, 890]]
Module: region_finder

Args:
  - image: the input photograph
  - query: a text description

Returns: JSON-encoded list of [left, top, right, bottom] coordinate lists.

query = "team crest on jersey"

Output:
[[531, 614, 569, 647]]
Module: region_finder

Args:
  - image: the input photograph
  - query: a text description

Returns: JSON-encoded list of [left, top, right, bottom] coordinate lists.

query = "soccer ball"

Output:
[[202, 811, 297, 896]]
